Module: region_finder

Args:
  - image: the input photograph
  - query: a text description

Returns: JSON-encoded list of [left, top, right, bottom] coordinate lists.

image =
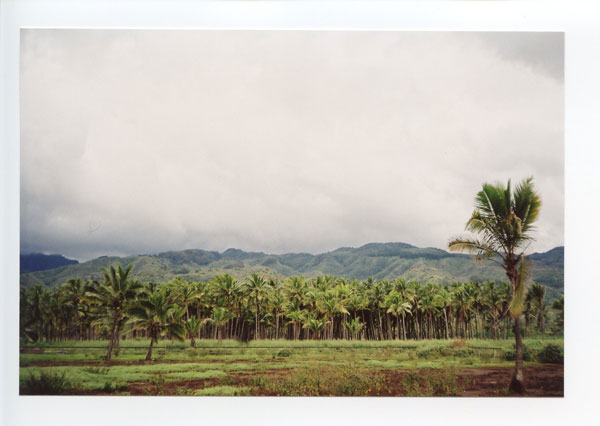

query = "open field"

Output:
[[20, 337, 563, 396]]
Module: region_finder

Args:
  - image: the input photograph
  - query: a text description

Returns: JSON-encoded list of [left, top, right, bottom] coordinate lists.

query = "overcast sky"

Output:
[[20, 30, 564, 261]]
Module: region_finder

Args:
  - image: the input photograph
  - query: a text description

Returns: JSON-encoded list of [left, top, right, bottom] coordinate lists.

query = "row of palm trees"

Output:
[[20, 265, 563, 360]]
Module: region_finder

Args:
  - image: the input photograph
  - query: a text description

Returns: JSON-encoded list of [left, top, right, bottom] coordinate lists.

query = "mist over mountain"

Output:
[[19, 243, 564, 299]]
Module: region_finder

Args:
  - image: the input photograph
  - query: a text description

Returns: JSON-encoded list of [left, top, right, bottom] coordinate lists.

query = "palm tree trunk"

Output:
[[146, 337, 154, 361], [377, 311, 384, 341], [105, 314, 118, 361], [509, 316, 525, 394], [443, 309, 449, 339]]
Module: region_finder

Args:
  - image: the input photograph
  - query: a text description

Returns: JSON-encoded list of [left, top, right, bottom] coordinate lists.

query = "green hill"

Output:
[[20, 243, 563, 298]]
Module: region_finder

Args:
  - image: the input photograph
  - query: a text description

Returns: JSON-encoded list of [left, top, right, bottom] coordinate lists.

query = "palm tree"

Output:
[[384, 291, 411, 340], [345, 317, 365, 340], [449, 177, 541, 393], [57, 279, 91, 340], [208, 307, 233, 344], [529, 283, 547, 334], [86, 264, 142, 360], [185, 317, 205, 347], [433, 288, 452, 339], [245, 273, 269, 340], [128, 291, 185, 360], [303, 316, 327, 340], [552, 295, 564, 329]]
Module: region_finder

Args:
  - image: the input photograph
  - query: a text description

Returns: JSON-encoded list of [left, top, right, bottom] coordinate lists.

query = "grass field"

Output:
[[19, 337, 564, 396]]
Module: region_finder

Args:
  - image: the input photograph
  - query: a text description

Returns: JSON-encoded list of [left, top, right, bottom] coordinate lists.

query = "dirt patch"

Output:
[[380, 365, 563, 397], [459, 365, 563, 397], [127, 378, 225, 396]]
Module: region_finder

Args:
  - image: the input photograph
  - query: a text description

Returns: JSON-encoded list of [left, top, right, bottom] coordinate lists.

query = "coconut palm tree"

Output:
[[449, 177, 541, 393], [208, 307, 233, 344], [345, 317, 365, 340], [303, 316, 327, 340], [529, 283, 547, 334], [245, 273, 270, 340], [552, 295, 564, 329], [128, 291, 185, 360], [86, 264, 142, 360], [384, 291, 411, 340]]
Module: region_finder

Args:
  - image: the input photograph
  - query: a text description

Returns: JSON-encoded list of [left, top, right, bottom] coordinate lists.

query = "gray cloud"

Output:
[[20, 30, 564, 261], [475, 32, 564, 80]]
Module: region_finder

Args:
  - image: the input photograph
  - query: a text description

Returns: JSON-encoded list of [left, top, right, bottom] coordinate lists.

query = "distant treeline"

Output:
[[20, 264, 564, 354]]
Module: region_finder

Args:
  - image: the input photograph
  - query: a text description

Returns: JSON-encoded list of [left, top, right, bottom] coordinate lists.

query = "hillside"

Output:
[[20, 243, 564, 298]]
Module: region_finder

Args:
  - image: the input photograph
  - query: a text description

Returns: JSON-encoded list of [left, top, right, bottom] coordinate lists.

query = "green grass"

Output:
[[193, 385, 252, 396], [20, 337, 563, 395]]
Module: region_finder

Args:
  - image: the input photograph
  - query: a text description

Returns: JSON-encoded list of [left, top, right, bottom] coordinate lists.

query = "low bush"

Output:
[[263, 365, 387, 396], [276, 349, 292, 358], [502, 344, 532, 361], [102, 381, 127, 393], [452, 348, 475, 358], [402, 368, 464, 396], [537, 344, 563, 364], [416, 347, 442, 359], [20, 371, 75, 395]]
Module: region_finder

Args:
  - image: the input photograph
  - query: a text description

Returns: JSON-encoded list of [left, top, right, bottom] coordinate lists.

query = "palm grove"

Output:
[[20, 178, 561, 390]]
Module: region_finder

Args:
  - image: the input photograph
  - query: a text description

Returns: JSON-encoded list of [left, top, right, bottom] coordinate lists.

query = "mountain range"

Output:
[[20, 242, 564, 299]]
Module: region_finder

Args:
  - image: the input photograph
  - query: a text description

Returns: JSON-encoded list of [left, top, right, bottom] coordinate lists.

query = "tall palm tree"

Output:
[[245, 273, 269, 340], [86, 264, 142, 360], [128, 291, 185, 360], [57, 279, 91, 340], [384, 291, 411, 340], [208, 307, 233, 344], [449, 177, 541, 393], [529, 283, 547, 334], [552, 295, 564, 329]]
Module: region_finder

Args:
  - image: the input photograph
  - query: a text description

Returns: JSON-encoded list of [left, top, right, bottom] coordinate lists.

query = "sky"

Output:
[[20, 30, 564, 261]]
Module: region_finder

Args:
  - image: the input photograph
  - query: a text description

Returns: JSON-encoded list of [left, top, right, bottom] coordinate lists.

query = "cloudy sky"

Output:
[[20, 30, 564, 261]]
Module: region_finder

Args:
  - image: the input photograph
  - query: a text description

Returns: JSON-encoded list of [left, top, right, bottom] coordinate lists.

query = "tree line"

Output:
[[20, 265, 564, 359]]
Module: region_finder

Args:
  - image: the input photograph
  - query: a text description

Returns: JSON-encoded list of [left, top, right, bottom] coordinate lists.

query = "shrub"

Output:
[[266, 365, 387, 396], [402, 372, 424, 396], [416, 347, 448, 359], [452, 348, 475, 358], [402, 369, 463, 396], [102, 381, 127, 393], [276, 349, 292, 358], [537, 344, 563, 364], [20, 371, 75, 395], [503, 344, 532, 361]]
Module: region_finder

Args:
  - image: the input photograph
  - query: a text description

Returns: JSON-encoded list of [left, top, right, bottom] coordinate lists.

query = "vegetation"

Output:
[[449, 177, 542, 394], [20, 370, 75, 395], [20, 269, 563, 346], [19, 337, 563, 396]]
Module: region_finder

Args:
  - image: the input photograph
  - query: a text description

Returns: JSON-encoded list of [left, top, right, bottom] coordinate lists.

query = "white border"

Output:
[[2, 1, 600, 426]]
